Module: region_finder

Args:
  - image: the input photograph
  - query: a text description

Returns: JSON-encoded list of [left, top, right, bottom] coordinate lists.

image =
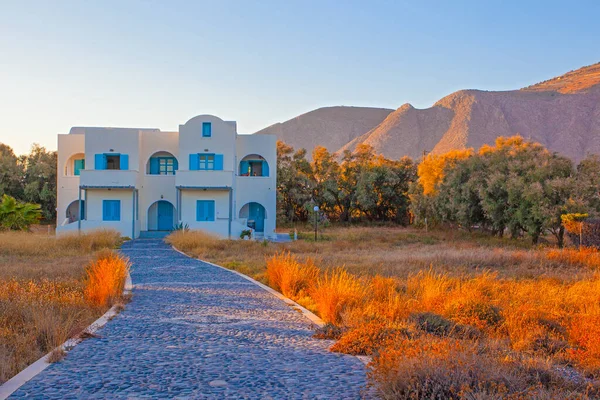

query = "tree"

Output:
[[0, 143, 24, 199], [21, 144, 57, 221], [0, 194, 42, 231], [575, 154, 600, 216], [356, 157, 416, 224], [276, 141, 314, 222]]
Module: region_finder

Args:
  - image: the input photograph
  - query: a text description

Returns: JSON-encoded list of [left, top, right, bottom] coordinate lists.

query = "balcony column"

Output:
[[77, 186, 82, 234]]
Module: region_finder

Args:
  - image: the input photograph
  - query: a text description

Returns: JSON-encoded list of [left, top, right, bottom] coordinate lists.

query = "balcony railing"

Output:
[[79, 170, 138, 188], [175, 170, 233, 188]]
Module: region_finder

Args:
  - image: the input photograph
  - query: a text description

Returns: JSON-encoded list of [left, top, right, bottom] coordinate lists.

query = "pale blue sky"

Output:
[[1, 0, 598, 155]]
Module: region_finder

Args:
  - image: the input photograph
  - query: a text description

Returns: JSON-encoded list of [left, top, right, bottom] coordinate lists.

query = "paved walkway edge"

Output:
[[0, 272, 133, 400], [171, 246, 371, 366]]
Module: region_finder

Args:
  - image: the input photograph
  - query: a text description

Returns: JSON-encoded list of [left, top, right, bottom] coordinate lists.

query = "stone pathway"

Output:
[[9, 239, 367, 399]]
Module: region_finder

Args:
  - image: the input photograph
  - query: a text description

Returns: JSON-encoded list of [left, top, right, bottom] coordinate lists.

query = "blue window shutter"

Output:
[[214, 154, 223, 170], [95, 154, 105, 170], [120, 154, 129, 170], [240, 161, 249, 175], [173, 158, 179, 171], [262, 161, 269, 177], [208, 201, 215, 221], [114, 201, 121, 221], [196, 200, 204, 221], [189, 154, 199, 170], [202, 122, 212, 137], [103, 200, 120, 221], [149, 158, 160, 174], [103, 200, 109, 220]]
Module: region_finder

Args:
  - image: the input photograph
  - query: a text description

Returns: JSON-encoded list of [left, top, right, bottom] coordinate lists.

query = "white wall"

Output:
[[56, 133, 84, 226], [179, 115, 236, 171], [180, 189, 231, 237], [84, 189, 138, 238]]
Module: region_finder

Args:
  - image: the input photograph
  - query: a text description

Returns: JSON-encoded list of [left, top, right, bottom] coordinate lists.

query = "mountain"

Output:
[[257, 63, 600, 163], [254, 106, 393, 158]]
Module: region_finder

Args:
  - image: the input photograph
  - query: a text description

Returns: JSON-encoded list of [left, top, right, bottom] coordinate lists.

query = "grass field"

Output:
[[168, 226, 600, 398], [0, 230, 128, 384]]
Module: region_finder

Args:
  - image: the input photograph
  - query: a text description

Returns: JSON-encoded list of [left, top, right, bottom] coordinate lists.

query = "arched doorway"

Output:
[[148, 200, 175, 231], [66, 200, 84, 223], [239, 202, 266, 232]]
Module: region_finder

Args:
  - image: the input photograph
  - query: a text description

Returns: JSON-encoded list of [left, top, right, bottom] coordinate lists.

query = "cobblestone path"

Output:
[[9, 239, 367, 399]]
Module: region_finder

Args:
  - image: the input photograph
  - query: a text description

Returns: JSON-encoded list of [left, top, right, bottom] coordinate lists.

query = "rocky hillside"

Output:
[[258, 63, 600, 163], [254, 106, 392, 158]]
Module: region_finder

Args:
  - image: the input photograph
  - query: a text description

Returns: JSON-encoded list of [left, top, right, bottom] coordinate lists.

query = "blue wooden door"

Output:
[[157, 201, 173, 231], [249, 203, 265, 232]]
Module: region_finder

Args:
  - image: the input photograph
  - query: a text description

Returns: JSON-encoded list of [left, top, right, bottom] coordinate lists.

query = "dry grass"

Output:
[[168, 226, 600, 398], [84, 250, 130, 308], [0, 229, 125, 383]]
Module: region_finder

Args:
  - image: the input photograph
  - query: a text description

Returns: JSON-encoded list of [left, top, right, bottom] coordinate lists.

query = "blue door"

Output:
[[157, 201, 174, 231], [249, 203, 265, 232]]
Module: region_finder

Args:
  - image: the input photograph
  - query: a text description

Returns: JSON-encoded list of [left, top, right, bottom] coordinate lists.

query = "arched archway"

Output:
[[146, 151, 178, 175], [239, 154, 269, 177], [65, 153, 85, 176], [148, 200, 176, 231], [66, 200, 84, 223], [239, 202, 266, 232]]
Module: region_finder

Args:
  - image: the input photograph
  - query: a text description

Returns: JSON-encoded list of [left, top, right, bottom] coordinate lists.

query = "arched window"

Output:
[[65, 153, 85, 176], [147, 152, 178, 175], [239, 154, 269, 177]]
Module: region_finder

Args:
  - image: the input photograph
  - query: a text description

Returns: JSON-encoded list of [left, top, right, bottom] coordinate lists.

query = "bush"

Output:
[[0, 195, 42, 231], [165, 229, 221, 252], [310, 267, 364, 324], [265, 252, 319, 299], [330, 319, 408, 356], [84, 251, 130, 308]]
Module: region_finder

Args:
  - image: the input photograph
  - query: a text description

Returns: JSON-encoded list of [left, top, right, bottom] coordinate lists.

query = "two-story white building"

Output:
[[56, 114, 277, 239]]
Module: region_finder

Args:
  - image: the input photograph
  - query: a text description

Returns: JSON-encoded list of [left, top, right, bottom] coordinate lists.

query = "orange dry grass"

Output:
[[309, 267, 364, 324], [84, 251, 130, 308], [546, 247, 600, 270], [168, 227, 600, 396], [266, 252, 319, 299], [0, 230, 123, 384]]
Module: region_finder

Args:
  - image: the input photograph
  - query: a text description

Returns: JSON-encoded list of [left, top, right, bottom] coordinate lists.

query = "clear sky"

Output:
[[1, 0, 598, 155]]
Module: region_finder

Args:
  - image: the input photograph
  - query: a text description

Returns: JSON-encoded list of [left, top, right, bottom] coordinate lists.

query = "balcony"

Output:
[[175, 170, 233, 189], [79, 170, 138, 188], [235, 176, 273, 193]]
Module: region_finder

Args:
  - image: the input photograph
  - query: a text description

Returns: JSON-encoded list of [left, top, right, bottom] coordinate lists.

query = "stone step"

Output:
[[139, 230, 171, 239]]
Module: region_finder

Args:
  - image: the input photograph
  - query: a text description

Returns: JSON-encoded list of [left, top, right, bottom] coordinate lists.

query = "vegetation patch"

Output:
[[0, 229, 126, 384]]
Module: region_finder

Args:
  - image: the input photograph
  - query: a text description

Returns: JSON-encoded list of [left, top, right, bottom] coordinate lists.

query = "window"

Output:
[[199, 154, 215, 170], [189, 154, 223, 170], [196, 200, 215, 221], [74, 159, 85, 176], [202, 122, 212, 137], [150, 157, 178, 175], [106, 155, 120, 170], [102, 200, 121, 221], [239, 158, 269, 177], [95, 154, 128, 170]]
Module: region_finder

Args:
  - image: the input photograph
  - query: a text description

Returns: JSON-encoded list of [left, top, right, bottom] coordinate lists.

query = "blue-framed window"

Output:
[[202, 122, 212, 137], [74, 159, 85, 176], [189, 153, 223, 170], [196, 200, 215, 221], [102, 200, 121, 221], [199, 154, 215, 170], [95, 154, 129, 170], [149, 157, 178, 175]]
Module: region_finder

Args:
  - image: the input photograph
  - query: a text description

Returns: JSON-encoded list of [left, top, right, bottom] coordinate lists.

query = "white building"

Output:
[[56, 114, 277, 239]]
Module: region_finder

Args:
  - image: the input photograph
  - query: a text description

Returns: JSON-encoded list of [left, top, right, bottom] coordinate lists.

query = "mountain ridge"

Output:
[[256, 63, 600, 162]]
